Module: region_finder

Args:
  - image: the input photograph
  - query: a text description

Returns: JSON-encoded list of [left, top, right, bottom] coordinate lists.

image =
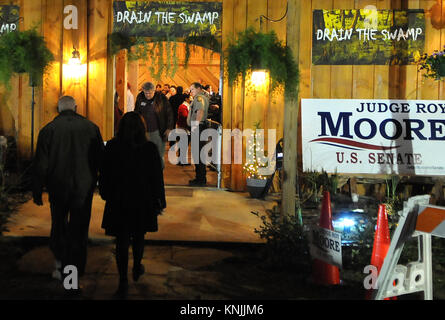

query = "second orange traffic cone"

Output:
[[371, 204, 391, 270], [366, 204, 396, 300], [312, 191, 340, 285]]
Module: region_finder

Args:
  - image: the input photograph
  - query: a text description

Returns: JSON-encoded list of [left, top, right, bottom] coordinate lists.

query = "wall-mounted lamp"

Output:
[[251, 69, 268, 87], [69, 47, 81, 66], [63, 46, 86, 84]]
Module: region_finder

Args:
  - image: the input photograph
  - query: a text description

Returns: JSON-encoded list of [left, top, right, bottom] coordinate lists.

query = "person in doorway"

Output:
[[126, 82, 135, 112], [176, 93, 192, 165], [206, 85, 222, 124], [168, 85, 176, 97], [162, 83, 170, 96], [32, 95, 104, 284], [187, 82, 209, 186], [135, 82, 174, 168], [177, 93, 191, 131], [169, 86, 185, 132], [99, 112, 165, 298], [168, 85, 179, 148]]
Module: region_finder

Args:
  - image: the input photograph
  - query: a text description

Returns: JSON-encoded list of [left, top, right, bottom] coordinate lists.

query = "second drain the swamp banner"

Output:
[[312, 9, 425, 65]]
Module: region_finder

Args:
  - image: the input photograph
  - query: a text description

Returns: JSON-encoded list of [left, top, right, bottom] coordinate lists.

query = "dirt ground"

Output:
[[0, 238, 366, 300], [1, 235, 445, 301]]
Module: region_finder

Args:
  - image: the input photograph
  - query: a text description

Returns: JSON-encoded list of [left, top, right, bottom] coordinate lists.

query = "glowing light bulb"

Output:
[[64, 47, 86, 84], [251, 70, 267, 87]]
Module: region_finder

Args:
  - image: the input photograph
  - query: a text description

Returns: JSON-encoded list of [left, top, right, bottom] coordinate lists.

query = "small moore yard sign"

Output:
[[309, 226, 343, 269]]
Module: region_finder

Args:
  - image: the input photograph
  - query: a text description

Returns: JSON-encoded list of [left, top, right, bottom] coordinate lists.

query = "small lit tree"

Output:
[[243, 121, 268, 180]]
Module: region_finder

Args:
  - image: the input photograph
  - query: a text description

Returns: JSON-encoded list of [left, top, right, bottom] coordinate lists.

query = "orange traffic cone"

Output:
[[312, 191, 341, 285], [371, 204, 391, 270], [365, 204, 396, 300]]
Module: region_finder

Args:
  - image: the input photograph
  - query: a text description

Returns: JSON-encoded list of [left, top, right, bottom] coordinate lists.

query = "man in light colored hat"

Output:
[[135, 82, 174, 168]]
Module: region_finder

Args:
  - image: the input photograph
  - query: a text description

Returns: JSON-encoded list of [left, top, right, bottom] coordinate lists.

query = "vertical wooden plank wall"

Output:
[[229, 0, 247, 191], [332, 0, 354, 98], [19, 0, 43, 159], [244, 0, 268, 190], [375, 0, 391, 98], [221, 0, 234, 188], [42, 0, 63, 127], [419, 0, 441, 100], [62, 0, 87, 117], [105, 0, 115, 140], [244, 0, 267, 133], [312, 0, 333, 98], [88, 0, 111, 137], [266, 0, 287, 145], [389, 0, 402, 98], [399, 0, 420, 99], [353, 0, 376, 99], [297, 0, 312, 171]]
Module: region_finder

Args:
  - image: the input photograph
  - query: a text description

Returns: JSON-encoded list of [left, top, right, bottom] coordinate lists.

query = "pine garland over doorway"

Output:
[[109, 32, 221, 80]]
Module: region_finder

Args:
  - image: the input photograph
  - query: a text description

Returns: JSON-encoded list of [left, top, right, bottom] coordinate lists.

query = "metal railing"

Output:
[[205, 119, 222, 189]]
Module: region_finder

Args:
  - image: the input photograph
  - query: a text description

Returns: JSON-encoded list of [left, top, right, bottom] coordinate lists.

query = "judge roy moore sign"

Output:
[[302, 99, 445, 176]]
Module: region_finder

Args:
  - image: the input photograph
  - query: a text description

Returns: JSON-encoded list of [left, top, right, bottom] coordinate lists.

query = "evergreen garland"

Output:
[[226, 27, 299, 100], [0, 27, 54, 87], [110, 32, 221, 80]]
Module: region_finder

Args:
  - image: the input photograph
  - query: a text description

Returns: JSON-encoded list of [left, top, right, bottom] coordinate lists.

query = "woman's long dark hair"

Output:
[[116, 112, 147, 147]]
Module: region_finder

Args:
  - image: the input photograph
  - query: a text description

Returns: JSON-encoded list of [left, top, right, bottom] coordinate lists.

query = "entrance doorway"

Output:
[[114, 42, 222, 187]]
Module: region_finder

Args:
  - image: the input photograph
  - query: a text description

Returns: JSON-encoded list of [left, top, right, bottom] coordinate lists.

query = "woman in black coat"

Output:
[[99, 112, 166, 298]]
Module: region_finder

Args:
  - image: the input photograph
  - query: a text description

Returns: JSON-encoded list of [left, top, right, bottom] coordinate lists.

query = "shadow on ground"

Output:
[[0, 237, 369, 300]]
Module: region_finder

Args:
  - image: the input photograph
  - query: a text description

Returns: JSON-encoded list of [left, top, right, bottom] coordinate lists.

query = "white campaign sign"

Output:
[[309, 226, 342, 268], [301, 99, 445, 176]]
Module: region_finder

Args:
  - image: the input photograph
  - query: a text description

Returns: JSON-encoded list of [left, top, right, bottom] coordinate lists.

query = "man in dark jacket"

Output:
[[135, 82, 174, 168], [207, 86, 222, 124], [32, 95, 104, 281]]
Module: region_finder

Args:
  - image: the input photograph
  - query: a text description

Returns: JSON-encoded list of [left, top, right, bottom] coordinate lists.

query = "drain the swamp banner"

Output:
[[312, 9, 425, 65], [113, 1, 222, 38]]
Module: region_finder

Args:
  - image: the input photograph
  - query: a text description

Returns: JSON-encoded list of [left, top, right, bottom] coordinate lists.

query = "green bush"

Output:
[[252, 206, 309, 271]]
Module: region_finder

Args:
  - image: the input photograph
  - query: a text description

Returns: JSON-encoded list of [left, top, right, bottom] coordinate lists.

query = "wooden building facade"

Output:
[[0, 0, 444, 192]]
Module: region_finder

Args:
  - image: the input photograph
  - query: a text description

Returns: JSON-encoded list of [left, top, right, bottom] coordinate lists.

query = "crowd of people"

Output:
[[119, 82, 222, 134], [31, 82, 222, 298], [118, 81, 222, 180]]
